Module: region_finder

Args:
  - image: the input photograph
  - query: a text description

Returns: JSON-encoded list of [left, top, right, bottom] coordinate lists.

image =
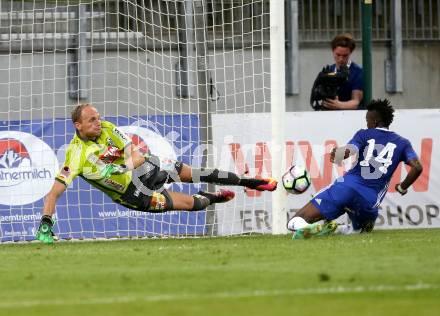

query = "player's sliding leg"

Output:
[[175, 164, 277, 191], [287, 202, 322, 239], [290, 220, 338, 239], [317, 221, 339, 236], [287, 202, 338, 239]]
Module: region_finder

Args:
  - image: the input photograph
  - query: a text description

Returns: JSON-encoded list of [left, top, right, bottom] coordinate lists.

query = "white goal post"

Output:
[[0, 0, 287, 242]]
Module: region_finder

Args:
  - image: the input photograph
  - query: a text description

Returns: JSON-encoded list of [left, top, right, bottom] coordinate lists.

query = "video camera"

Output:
[[310, 65, 349, 111]]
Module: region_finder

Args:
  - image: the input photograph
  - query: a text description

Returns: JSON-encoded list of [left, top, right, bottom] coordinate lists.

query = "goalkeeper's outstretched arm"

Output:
[[43, 144, 151, 214], [42, 181, 66, 217], [41, 142, 145, 217], [35, 181, 66, 243]]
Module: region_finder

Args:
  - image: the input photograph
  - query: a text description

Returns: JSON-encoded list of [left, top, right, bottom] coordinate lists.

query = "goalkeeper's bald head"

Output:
[[71, 103, 94, 123]]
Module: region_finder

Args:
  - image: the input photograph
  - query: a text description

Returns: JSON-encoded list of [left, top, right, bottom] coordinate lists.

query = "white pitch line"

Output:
[[0, 283, 438, 308]]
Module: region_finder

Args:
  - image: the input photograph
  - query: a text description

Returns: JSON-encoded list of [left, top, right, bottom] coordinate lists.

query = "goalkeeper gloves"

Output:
[[36, 215, 56, 244], [100, 163, 129, 178]]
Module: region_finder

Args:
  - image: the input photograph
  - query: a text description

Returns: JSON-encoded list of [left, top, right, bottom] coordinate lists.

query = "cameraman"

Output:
[[313, 34, 363, 110]]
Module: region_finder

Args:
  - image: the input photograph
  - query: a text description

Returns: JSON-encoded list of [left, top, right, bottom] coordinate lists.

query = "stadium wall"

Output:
[[288, 42, 440, 111], [0, 42, 438, 122]]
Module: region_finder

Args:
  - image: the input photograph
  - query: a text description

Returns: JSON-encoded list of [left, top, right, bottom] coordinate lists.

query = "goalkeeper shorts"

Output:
[[115, 155, 183, 212], [117, 182, 173, 212], [134, 154, 183, 190]]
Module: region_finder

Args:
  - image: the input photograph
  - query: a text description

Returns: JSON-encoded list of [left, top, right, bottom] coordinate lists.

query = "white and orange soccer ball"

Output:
[[282, 165, 311, 194]]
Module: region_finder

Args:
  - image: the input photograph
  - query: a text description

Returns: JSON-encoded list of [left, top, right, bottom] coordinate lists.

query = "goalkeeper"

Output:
[[36, 104, 277, 243]]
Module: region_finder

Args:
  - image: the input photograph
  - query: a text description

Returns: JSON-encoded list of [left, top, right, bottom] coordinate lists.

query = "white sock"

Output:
[[287, 216, 309, 231], [334, 224, 361, 235]]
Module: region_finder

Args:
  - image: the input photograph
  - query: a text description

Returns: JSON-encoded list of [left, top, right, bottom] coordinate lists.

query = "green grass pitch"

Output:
[[1, 229, 439, 316]]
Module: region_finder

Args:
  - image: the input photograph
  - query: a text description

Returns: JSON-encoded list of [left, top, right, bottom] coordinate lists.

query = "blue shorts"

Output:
[[311, 182, 378, 231]]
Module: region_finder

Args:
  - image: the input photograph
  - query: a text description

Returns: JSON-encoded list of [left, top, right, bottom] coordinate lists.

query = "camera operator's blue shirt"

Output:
[[332, 61, 363, 103]]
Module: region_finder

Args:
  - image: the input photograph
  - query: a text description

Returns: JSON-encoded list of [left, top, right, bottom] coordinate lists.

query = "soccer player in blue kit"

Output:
[[287, 99, 423, 238]]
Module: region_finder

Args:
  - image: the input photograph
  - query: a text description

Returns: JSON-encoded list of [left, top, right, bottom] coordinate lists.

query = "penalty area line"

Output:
[[0, 283, 438, 308]]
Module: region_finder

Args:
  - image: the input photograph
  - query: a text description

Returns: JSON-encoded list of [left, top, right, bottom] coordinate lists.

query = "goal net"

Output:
[[0, 0, 280, 242]]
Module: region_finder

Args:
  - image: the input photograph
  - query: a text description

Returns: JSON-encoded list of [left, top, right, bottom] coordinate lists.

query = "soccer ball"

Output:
[[282, 165, 311, 194]]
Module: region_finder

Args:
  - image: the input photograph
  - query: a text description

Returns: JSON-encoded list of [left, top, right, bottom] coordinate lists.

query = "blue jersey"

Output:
[[331, 61, 363, 103], [342, 128, 418, 207]]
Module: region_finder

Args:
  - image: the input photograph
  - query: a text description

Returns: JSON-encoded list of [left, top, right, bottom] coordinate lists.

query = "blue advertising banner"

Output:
[[0, 115, 205, 242]]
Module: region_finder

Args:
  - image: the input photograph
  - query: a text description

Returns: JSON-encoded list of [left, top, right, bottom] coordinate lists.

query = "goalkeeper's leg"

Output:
[[174, 164, 277, 191], [36, 215, 57, 244], [142, 190, 235, 212], [171, 190, 235, 211]]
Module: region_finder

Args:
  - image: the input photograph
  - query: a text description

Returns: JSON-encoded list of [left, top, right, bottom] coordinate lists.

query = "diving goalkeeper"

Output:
[[36, 104, 277, 243]]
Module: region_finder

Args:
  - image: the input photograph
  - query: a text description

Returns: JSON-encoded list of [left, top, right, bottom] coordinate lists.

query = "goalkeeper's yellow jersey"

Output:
[[56, 121, 134, 201]]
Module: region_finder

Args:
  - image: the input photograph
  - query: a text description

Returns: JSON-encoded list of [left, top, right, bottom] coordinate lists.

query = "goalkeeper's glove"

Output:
[[100, 164, 129, 178], [36, 215, 56, 244]]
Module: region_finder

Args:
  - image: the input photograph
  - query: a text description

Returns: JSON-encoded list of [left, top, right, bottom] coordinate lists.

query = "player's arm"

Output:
[[100, 144, 149, 178], [330, 144, 358, 164], [344, 89, 363, 109], [37, 141, 81, 243], [126, 143, 148, 169], [42, 180, 67, 217], [340, 70, 364, 109], [101, 123, 145, 177], [36, 180, 67, 244], [395, 158, 423, 195]]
